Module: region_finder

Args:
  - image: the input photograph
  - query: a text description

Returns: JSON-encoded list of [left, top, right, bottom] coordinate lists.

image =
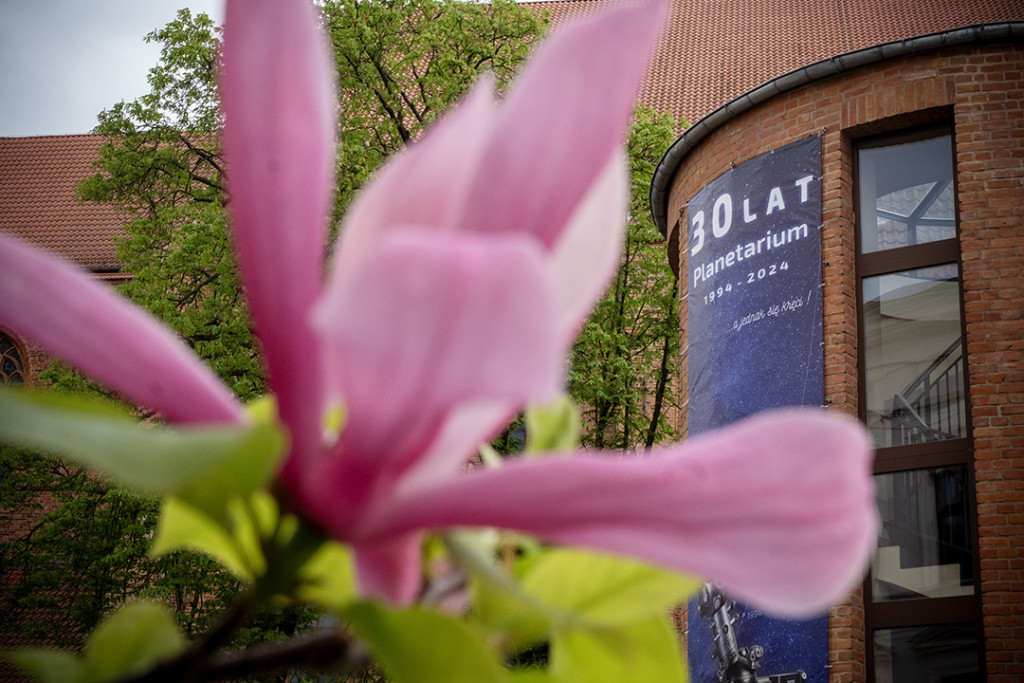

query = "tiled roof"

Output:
[[0, 135, 127, 270], [535, 0, 1024, 125]]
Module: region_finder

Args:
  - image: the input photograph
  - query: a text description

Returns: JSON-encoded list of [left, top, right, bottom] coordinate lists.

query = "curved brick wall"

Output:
[[663, 41, 1024, 683]]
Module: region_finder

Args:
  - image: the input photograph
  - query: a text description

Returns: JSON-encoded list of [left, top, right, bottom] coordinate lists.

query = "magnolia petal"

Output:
[[0, 235, 244, 425], [329, 80, 497, 291], [547, 154, 631, 342], [307, 229, 562, 533], [355, 410, 878, 618], [456, 0, 666, 248], [353, 533, 424, 605], [393, 400, 517, 495], [221, 0, 336, 475]]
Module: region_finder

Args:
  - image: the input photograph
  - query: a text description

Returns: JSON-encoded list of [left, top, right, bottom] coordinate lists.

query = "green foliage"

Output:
[[294, 539, 358, 611], [518, 549, 700, 628], [151, 494, 272, 583], [9, 601, 186, 683], [339, 543, 697, 683], [0, 387, 283, 508], [79, 1, 549, 401], [524, 396, 581, 455], [80, 9, 260, 402], [453, 535, 698, 647], [322, 0, 547, 226], [0, 443, 241, 644], [5, 649, 81, 683], [548, 616, 688, 683], [80, 601, 187, 683], [3, 5, 700, 681], [344, 601, 513, 682], [6, 3, 549, 672], [569, 108, 684, 451]]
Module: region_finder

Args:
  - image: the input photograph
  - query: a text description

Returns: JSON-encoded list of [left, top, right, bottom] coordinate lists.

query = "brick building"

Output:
[[634, 0, 1024, 681], [0, 134, 129, 387], [0, 135, 131, 678], [2, 1, 1022, 681]]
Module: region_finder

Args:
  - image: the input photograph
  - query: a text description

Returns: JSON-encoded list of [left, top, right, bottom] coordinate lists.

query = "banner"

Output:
[[685, 135, 826, 683]]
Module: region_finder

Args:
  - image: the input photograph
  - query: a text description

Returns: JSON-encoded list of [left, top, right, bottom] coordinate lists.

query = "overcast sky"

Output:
[[0, 0, 224, 137]]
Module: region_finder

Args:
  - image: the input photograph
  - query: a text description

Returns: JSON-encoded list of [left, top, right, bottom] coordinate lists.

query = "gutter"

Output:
[[650, 21, 1024, 236]]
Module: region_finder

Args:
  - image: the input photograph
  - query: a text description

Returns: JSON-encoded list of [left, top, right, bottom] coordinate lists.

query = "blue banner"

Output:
[[686, 135, 826, 683]]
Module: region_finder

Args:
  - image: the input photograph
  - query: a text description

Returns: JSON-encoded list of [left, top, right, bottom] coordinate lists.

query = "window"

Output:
[[856, 126, 982, 682], [861, 264, 965, 448], [0, 332, 26, 385], [858, 133, 957, 253], [873, 623, 979, 683]]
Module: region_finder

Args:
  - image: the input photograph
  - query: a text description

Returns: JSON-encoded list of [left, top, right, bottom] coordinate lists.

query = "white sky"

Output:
[[0, 0, 224, 137]]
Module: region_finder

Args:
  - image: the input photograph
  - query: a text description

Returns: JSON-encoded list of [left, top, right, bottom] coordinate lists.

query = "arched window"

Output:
[[0, 332, 26, 385]]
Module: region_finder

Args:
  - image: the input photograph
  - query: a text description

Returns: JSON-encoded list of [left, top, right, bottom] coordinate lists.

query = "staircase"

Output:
[[889, 338, 965, 446]]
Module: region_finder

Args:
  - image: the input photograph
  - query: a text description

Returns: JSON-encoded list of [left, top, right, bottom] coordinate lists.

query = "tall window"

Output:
[[0, 332, 25, 384], [856, 126, 982, 682]]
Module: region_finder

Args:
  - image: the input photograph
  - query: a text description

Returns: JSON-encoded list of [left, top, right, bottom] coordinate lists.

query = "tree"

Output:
[[0, 443, 243, 647], [5, 0, 680, 660], [569, 108, 683, 451], [323, 0, 547, 225], [78, 10, 259, 401], [78, 1, 548, 396], [3, 0, 548, 658]]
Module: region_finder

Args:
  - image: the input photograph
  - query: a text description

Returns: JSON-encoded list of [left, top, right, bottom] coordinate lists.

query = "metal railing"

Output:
[[890, 338, 964, 446]]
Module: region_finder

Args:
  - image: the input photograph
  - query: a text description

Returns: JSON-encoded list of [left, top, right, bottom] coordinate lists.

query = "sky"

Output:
[[0, 0, 224, 137]]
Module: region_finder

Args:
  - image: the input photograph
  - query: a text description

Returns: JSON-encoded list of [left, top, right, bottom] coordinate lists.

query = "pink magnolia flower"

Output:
[[0, 0, 876, 617]]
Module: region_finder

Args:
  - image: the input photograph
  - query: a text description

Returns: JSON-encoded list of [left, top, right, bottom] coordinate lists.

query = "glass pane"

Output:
[[873, 467, 974, 602], [859, 134, 956, 253], [874, 623, 979, 683], [862, 264, 965, 447], [0, 333, 25, 385]]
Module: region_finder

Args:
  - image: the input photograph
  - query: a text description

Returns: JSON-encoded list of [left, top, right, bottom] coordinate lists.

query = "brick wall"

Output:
[[957, 45, 1024, 683], [665, 42, 1024, 682]]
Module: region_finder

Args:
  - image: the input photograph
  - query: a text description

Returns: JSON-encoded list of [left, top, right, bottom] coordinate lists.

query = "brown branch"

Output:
[[112, 626, 368, 683]]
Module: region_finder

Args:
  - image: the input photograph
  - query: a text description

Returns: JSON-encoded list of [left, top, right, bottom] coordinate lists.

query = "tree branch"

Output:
[[112, 625, 369, 683]]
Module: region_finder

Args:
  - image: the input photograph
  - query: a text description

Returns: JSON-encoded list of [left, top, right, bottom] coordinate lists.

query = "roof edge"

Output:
[[650, 21, 1024, 235]]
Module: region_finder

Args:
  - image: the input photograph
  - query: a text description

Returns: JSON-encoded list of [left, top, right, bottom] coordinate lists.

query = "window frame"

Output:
[[853, 123, 985, 682], [0, 328, 29, 385]]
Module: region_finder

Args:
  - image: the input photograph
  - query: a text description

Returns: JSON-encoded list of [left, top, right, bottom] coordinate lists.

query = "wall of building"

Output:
[[665, 42, 1023, 682]]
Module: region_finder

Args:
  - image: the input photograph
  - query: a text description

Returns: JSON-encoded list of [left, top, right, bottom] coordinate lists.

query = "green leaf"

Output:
[[0, 387, 284, 514], [150, 495, 259, 580], [525, 396, 580, 453], [550, 616, 687, 683], [447, 532, 549, 649], [81, 601, 186, 683], [6, 650, 83, 683], [294, 540, 356, 610], [521, 549, 700, 627], [343, 601, 510, 683]]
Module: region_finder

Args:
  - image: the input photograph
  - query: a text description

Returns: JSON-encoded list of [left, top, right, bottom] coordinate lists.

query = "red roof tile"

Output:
[[535, 0, 1024, 124], [0, 135, 127, 269]]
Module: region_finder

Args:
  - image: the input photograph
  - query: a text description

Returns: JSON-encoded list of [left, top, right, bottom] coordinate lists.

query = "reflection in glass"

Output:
[[859, 133, 956, 253], [862, 265, 965, 447], [873, 467, 973, 602], [874, 623, 978, 683]]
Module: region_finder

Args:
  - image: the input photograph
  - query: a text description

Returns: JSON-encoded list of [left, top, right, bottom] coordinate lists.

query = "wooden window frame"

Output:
[[854, 123, 986, 682]]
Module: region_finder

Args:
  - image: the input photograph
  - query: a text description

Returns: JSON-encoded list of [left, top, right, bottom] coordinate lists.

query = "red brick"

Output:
[[667, 41, 1024, 683]]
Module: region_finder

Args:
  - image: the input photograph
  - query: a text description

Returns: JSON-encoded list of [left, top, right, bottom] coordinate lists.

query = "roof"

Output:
[[650, 19, 1024, 233], [537, 0, 1024, 125], [0, 135, 127, 270]]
